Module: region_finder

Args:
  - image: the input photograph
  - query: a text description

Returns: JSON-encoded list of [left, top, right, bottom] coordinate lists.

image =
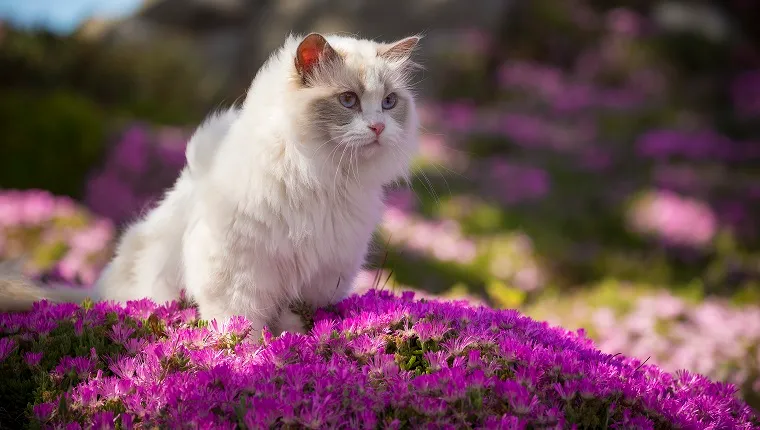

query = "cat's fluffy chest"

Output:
[[191, 174, 382, 291], [223, 185, 382, 264]]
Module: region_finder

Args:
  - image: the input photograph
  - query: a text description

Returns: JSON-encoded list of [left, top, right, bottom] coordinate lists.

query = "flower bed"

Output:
[[1, 290, 757, 429], [0, 189, 114, 284]]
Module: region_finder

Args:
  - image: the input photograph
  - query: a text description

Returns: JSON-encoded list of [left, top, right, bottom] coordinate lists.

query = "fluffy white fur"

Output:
[[0, 33, 421, 335]]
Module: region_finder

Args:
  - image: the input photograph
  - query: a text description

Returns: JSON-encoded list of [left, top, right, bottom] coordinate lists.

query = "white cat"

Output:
[[0, 32, 422, 335]]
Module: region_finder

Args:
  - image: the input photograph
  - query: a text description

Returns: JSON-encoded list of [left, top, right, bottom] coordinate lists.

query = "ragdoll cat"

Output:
[[0, 32, 422, 335]]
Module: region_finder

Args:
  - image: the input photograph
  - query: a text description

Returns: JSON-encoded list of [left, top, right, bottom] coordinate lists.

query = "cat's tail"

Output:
[[0, 261, 96, 312]]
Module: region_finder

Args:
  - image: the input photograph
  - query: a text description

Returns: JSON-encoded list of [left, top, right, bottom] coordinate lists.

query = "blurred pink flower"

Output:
[[574, 50, 603, 81], [415, 103, 437, 128], [84, 123, 188, 226], [112, 126, 151, 174], [57, 250, 87, 283], [606, 8, 642, 37], [499, 113, 547, 146], [579, 149, 612, 171], [19, 190, 56, 225], [731, 70, 760, 118], [488, 159, 550, 204], [717, 201, 749, 225], [441, 102, 477, 132], [748, 184, 760, 200], [0, 193, 23, 226], [385, 189, 416, 213], [498, 61, 563, 98], [636, 129, 735, 160], [461, 29, 492, 56], [588, 292, 760, 397], [418, 134, 456, 165], [630, 68, 667, 96], [596, 88, 644, 110], [85, 172, 139, 225], [0, 190, 115, 284], [70, 220, 115, 254], [381, 209, 477, 265], [652, 166, 702, 194], [514, 267, 541, 292], [551, 83, 595, 112], [628, 190, 717, 247]]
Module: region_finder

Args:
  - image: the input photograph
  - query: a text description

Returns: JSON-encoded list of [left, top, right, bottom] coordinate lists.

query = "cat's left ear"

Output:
[[379, 36, 421, 62], [295, 33, 339, 83]]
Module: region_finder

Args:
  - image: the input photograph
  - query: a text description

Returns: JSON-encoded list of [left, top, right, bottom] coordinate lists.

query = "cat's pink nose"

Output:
[[369, 123, 385, 136]]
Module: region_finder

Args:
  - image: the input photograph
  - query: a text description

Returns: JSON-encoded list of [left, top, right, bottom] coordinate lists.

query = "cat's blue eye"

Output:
[[382, 93, 398, 110], [338, 92, 359, 108]]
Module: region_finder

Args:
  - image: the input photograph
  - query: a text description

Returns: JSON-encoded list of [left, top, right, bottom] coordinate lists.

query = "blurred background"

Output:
[[0, 0, 759, 410]]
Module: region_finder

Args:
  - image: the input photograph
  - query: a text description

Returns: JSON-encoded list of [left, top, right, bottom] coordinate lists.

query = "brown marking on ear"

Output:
[[295, 33, 339, 84], [379, 36, 421, 61]]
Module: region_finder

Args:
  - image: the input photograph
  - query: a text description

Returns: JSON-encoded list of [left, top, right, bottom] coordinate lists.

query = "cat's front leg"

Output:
[[274, 306, 309, 335], [193, 284, 280, 339], [182, 220, 280, 337], [303, 264, 360, 310], [272, 267, 357, 336]]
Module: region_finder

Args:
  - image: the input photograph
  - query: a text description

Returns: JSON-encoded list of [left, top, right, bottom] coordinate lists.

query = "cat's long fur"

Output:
[[0, 33, 421, 335]]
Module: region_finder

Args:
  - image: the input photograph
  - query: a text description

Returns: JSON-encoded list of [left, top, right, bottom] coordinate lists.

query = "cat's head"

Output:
[[288, 33, 422, 185]]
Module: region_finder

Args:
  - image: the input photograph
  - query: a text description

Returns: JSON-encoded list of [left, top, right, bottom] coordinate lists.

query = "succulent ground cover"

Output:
[[1, 289, 758, 429]]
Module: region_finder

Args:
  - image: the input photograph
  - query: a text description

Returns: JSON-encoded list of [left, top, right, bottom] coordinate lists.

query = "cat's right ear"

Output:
[[295, 33, 338, 84], [379, 36, 421, 62]]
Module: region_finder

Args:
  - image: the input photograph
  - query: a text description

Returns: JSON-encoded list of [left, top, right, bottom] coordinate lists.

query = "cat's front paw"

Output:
[[275, 308, 309, 336]]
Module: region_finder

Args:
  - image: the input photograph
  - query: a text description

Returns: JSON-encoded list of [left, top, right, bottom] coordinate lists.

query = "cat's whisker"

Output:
[[333, 143, 351, 197], [420, 161, 453, 199], [321, 141, 345, 180], [386, 145, 427, 208], [350, 145, 361, 189], [390, 143, 441, 206], [397, 144, 447, 200], [311, 134, 346, 157]]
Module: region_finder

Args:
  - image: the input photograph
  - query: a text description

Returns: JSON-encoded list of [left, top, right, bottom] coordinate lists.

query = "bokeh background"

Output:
[[1, 0, 759, 410]]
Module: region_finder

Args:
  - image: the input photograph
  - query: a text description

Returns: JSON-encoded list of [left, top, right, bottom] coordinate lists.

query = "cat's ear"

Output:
[[379, 36, 421, 62], [295, 33, 339, 83]]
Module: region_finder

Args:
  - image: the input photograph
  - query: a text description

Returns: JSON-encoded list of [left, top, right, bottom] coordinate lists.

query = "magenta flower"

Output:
[[23, 351, 43, 367], [731, 70, 760, 118], [0, 288, 757, 427], [32, 402, 56, 421], [0, 337, 16, 362], [413, 320, 450, 342]]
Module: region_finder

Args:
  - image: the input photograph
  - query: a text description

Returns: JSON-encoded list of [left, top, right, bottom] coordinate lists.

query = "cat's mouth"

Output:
[[357, 140, 381, 157]]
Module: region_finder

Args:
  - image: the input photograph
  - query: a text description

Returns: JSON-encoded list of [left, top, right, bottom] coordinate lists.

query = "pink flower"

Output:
[[19, 190, 56, 225], [499, 113, 548, 146], [731, 70, 760, 118], [70, 219, 115, 254], [441, 102, 476, 132], [628, 190, 717, 247], [461, 29, 492, 55], [488, 159, 551, 204], [84, 172, 138, 225], [0, 337, 16, 362], [606, 8, 642, 36], [112, 126, 151, 174], [32, 402, 56, 421], [23, 351, 44, 367], [385, 189, 416, 213], [498, 61, 563, 98]]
